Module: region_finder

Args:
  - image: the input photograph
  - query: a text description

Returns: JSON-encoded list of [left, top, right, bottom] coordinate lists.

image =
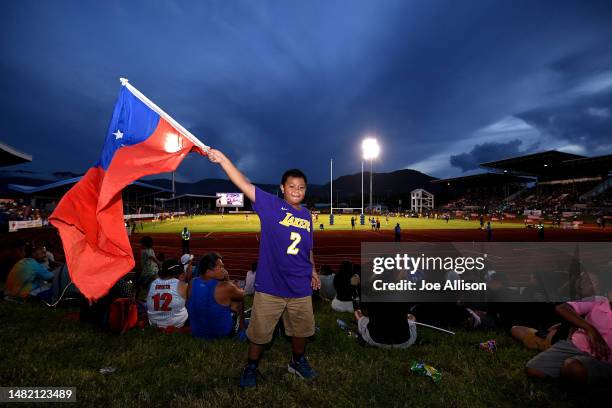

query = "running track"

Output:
[[128, 227, 612, 279], [3, 226, 610, 280]]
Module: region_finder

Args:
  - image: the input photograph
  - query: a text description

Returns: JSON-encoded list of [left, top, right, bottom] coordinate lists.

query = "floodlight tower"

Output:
[[362, 138, 380, 214]]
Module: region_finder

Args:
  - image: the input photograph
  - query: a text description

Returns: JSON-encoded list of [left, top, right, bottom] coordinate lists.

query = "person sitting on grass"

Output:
[[180, 253, 195, 283], [352, 270, 417, 348], [40, 242, 56, 271], [525, 288, 612, 383], [244, 262, 257, 296], [354, 305, 417, 348], [332, 261, 358, 313], [4, 244, 54, 301], [146, 258, 189, 330], [318, 264, 336, 301], [0, 239, 26, 283], [187, 252, 246, 340]]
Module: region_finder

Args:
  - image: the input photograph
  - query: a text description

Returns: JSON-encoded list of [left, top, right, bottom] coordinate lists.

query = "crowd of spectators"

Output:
[[314, 258, 612, 382], [0, 199, 54, 232], [1, 227, 610, 386], [440, 180, 611, 225]]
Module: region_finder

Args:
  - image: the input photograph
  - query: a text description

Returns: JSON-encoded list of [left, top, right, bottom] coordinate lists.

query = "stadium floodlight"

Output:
[[362, 137, 380, 214], [362, 138, 380, 160]]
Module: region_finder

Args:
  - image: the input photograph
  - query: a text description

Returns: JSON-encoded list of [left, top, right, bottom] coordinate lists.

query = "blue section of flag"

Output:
[[96, 86, 160, 170]]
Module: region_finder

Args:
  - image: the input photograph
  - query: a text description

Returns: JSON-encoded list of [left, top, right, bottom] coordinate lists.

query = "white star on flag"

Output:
[[113, 130, 123, 140]]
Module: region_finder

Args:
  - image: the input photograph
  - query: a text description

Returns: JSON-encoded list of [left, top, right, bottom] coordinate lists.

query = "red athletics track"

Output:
[[128, 227, 612, 279]]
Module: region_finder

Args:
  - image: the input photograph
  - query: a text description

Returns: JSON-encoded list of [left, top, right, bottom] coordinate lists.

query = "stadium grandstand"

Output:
[[433, 172, 532, 212], [1, 176, 173, 233], [434, 150, 612, 222], [9, 177, 172, 216], [0, 141, 34, 232]]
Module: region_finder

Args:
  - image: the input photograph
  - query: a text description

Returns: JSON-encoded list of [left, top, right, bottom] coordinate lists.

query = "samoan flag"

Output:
[[50, 82, 205, 301]]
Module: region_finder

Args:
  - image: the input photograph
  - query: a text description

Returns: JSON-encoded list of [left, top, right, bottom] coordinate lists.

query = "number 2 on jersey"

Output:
[[287, 231, 301, 255], [153, 293, 173, 311]]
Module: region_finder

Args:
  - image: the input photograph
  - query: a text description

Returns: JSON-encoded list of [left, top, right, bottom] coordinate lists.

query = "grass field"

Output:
[[139, 214, 525, 234], [1, 299, 609, 408]]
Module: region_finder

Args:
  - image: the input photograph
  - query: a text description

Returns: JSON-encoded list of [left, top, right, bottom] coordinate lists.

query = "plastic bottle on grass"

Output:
[[337, 319, 358, 338]]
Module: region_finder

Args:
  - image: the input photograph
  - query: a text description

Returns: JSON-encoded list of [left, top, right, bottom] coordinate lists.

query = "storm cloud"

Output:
[[450, 140, 526, 172], [1, 0, 612, 183]]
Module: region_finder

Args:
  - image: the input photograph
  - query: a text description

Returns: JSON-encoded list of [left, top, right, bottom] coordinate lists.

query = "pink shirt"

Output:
[[568, 296, 612, 363]]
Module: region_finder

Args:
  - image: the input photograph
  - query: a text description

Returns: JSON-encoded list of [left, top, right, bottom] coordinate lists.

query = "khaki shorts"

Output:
[[246, 291, 315, 344]]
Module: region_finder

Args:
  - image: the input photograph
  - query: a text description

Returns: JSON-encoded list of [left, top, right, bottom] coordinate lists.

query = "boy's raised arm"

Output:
[[207, 148, 256, 203]]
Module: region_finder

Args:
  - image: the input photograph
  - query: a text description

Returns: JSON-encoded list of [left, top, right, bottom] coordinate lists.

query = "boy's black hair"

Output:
[[159, 258, 183, 278], [281, 169, 307, 185], [199, 252, 223, 273]]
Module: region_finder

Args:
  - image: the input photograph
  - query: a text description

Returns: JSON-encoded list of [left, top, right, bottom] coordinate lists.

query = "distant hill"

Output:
[[144, 168, 442, 206], [309, 169, 442, 206], [317, 169, 439, 196]]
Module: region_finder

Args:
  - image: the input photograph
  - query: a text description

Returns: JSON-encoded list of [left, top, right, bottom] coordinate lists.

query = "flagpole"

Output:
[[119, 78, 210, 153]]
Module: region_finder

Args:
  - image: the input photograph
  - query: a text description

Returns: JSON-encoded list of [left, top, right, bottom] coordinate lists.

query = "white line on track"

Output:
[[204, 232, 213, 238]]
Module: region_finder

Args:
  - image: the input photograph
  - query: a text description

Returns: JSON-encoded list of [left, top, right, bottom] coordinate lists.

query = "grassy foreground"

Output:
[[1, 300, 609, 408], [139, 214, 524, 234]]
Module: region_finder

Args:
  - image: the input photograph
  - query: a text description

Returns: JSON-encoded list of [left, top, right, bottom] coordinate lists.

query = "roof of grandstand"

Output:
[[0, 141, 32, 167], [479, 150, 612, 181], [8, 177, 172, 196], [431, 172, 532, 186], [480, 150, 585, 175], [559, 154, 612, 175]]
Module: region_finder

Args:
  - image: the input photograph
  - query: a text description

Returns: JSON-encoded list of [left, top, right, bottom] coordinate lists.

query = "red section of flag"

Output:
[[50, 118, 204, 301]]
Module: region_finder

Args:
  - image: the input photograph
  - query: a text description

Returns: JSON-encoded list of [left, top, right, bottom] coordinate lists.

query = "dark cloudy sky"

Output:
[[1, 0, 612, 184]]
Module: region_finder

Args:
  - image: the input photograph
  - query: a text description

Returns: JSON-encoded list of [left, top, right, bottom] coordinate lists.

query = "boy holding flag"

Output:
[[207, 149, 320, 388]]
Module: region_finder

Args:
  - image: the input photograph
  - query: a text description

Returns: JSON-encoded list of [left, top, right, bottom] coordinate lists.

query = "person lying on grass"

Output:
[[526, 288, 612, 384], [187, 252, 246, 341], [511, 271, 602, 352]]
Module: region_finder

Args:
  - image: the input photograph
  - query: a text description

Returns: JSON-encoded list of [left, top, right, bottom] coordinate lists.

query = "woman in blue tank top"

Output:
[[187, 253, 246, 340], [188, 277, 233, 339]]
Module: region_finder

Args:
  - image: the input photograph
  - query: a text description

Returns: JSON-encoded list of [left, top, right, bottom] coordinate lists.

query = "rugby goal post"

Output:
[[331, 207, 363, 214]]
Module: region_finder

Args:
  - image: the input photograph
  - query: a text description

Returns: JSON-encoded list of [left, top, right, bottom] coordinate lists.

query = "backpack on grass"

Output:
[[108, 298, 138, 334]]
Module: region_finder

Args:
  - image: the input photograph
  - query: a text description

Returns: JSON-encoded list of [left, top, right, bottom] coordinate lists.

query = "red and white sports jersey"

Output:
[[146, 278, 188, 328]]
